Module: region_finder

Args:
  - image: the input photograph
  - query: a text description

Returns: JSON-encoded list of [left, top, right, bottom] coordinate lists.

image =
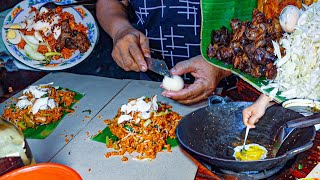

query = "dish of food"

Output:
[[2, 83, 76, 131], [102, 96, 182, 161], [233, 143, 268, 161], [1, 0, 98, 70], [207, 9, 281, 80]]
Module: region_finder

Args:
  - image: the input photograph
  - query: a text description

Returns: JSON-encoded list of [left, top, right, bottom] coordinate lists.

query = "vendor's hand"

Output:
[[112, 26, 150, 72], [242, 94, 273, 128], [162, 55, 231, 104]]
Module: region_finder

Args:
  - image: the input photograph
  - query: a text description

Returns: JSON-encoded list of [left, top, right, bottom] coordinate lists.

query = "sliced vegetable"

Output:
[[143, 119, 152, 127], [19, 31, 38, 50], [25, 35, 39, 45], [24, 44, 45, 61]]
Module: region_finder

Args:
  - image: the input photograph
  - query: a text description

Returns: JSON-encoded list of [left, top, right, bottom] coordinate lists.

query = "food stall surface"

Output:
[[0, 71, 319, 180]]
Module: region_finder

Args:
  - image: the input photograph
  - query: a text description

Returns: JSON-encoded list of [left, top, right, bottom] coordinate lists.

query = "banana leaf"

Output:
[[200, 0, 286, 103], [92, 127, 178, 148], [18, 88, 84, 139]]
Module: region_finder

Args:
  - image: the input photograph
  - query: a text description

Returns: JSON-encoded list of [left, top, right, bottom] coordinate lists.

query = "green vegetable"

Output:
[[298, 164, 303, 170], [124, 125, 133, 132], [17, 121, 26, 130], [106, 136, 110, 145], [43, 52, 62, 65]]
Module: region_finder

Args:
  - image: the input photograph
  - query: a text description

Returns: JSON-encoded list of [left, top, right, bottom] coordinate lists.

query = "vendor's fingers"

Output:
[[175, 92, 209, 104], [139, 34, 151, 58], [120, 47, 140, 72], [129, 45, 147, 72], [112, 48, 129, 71], [242, 110, 251, 125], [162, 83, 210, 104], [170, 60, 196, 75], [247, 115, 259, 128]]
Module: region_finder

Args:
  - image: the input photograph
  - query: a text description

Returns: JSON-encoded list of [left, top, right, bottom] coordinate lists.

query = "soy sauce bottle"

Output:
[[0, 117, 33, 176]]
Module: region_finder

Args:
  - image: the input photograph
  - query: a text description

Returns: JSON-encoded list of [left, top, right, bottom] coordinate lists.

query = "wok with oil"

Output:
[[176, 96, 316, 172]]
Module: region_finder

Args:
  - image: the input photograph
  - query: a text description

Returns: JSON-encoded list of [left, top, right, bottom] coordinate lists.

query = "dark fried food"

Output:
[[207, 9, 280, 79]]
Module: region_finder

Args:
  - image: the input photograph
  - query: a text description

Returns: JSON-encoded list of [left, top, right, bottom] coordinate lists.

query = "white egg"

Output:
[[279, 5, 301, 33], [7, 30, 21, 45], [24, 44, 45, 61], [162, 75, 184, 91]]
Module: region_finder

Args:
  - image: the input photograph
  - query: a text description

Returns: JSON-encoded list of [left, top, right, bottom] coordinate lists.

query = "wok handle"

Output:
[[284, 141, 314, 158], [208, 95, 231, 106], [286, 113, 320, 128]]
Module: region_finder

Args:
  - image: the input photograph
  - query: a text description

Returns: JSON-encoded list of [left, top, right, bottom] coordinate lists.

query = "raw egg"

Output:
[[162, 75, 184, 91], [233, 143, 267, 161]]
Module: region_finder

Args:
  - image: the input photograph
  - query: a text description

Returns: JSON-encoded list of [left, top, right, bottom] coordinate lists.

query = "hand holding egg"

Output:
[[162, 75, 184, 91]]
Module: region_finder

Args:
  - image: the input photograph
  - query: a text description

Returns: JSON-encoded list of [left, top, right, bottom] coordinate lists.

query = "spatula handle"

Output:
[[286, 113, 320, 128]]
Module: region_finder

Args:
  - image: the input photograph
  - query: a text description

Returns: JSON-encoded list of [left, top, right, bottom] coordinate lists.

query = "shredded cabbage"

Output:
[[263, 2, 320, 101]]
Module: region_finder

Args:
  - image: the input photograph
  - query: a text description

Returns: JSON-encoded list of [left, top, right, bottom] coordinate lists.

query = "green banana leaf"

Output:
[[19, 89, 84, 139], [200, 0, 286, 103], [92, 126, 178, 148]]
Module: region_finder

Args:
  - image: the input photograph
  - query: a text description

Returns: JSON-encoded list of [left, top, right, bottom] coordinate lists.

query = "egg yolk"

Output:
[[235, 145, 266, 161], [7, 29, 16, 39]]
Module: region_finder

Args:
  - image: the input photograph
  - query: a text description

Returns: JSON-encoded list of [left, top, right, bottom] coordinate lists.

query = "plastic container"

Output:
[[0, 163, 82, 180]]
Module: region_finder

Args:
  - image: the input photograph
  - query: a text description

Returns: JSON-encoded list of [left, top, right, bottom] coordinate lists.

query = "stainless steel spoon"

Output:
[[242, 127, 250, 151]]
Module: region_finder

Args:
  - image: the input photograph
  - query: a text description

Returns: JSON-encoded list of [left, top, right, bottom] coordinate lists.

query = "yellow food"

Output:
[[7, 29, 16, 39], [9, 24, 23, 29], [233, 144, 267, 161]]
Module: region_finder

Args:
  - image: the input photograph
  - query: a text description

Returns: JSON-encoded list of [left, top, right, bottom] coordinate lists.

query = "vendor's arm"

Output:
[[162, 55, 231, 104], [242, 94, 273, 128], [96, 0, 150, 72]]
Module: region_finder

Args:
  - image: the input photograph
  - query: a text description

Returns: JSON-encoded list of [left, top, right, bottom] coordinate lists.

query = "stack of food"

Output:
[[103, 96, 182, 161], [207, 9, 281, 79], [264, 2, 320, 100], [2, 83, 76, 131], [4, 6, 90, 64]]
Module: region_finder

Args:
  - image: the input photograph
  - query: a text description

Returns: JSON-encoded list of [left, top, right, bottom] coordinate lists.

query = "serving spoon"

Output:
[[241, 127, 250, 152], [39, 0, 97, 10]]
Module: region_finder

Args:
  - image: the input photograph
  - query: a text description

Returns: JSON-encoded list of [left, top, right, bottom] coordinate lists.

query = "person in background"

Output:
[[96, 0, 232, 105]]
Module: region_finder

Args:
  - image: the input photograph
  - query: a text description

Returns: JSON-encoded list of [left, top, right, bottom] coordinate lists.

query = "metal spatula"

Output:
[[272, 113, 320, 156], [145, 57, 171, 77]]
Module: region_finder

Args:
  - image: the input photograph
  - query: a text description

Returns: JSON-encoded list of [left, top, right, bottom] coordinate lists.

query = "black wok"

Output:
[[176, 96, 316, 172]]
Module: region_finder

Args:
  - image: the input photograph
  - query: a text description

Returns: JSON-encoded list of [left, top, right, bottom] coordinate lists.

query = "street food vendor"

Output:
[[96, 0, 232, 105]]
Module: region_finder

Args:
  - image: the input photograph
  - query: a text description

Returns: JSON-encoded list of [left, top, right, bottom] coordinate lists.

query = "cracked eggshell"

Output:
[[162, 75, 184, 91], [32, 97, 49, 114], [118, 115, 132, 124], [16, 99, 32, 109]]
